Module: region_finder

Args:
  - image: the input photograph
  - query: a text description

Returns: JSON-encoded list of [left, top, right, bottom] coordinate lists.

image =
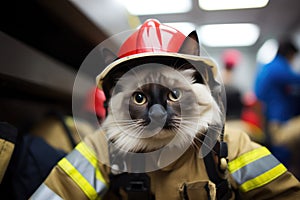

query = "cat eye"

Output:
[[132, 92, 147, 105], [168, 89, 182, 102]]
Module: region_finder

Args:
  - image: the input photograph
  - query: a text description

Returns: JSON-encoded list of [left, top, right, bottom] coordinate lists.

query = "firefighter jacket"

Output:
[[30, 125, 300, 200]]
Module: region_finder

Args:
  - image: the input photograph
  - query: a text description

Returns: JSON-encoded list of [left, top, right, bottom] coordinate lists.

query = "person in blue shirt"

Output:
[[254, 39, 300, 178], [255, 40, 300, 122]]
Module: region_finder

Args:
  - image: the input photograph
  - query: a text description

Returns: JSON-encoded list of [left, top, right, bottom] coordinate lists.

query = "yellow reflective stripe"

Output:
[[240, 163, 287, 192], [75, 142, 107, 186], [58, 158, 100, 200], [228, 147, 270, 173]]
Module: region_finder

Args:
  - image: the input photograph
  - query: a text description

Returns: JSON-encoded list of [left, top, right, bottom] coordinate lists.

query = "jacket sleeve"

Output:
[[30, 130, 110, 200], [225, 125, 300, 199]]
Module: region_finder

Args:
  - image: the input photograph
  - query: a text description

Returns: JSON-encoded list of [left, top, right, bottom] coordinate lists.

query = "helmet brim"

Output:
[[96, 52, 218, 99]]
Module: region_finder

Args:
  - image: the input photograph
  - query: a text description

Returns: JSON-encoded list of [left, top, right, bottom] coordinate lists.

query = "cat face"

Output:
[[102, 64, 221, 152], [99, 29, 223, 154], [129, 83, 182, 131]]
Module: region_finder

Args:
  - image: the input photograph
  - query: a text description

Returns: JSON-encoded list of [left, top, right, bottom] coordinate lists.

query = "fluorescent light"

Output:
[[198, 23, 260, 47], [165, 22, 196, 35], [199, 0, 269, 10], [118, 0, 192, 15], [256, 39, 278, 64]]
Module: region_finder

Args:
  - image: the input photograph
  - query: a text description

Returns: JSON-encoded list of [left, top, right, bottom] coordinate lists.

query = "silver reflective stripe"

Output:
[[231, 154, 281, 185], [31, 183, 62, 200], [66, 149, 107, 196]]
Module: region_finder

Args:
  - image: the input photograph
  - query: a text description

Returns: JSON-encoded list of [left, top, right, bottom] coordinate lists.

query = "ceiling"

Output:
[[138, 0, 300, 47], [2, 0, 300, 70]]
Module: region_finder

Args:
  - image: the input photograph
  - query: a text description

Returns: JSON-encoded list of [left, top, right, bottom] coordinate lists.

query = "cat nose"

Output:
[[149, 104, 167, 123]]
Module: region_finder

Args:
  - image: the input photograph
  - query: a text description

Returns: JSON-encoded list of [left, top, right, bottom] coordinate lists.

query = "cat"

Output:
[[101, 65, 222, 153], [100, 31, 222, 154]]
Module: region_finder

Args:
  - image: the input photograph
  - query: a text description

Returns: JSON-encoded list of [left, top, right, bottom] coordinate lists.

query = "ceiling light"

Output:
[[118, 0, 192, 15], [198, 23, 260, 47], [165, 22, 196, 35], [198, 0, 269, 11], [256, 39, 278, 64]]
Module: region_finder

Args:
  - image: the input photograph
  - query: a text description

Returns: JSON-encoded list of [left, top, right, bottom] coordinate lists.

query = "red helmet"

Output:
[[118, 19, 186, 58], [96, 19, 218, 93]]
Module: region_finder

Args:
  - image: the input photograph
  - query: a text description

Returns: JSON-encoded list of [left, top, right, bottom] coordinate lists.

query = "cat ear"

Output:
[[101, 47, 118, 66], [178, 31, 200, 56], [99, 48, 118, 101]]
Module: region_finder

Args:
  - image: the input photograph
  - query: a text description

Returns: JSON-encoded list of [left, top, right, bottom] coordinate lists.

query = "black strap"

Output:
[[109, 173, 153, 200], [108, 143, 153, 200], [203, 143, 232, 200]]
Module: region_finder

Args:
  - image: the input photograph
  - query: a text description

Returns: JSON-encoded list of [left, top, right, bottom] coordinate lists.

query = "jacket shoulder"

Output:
[[224, 124, 261, 162], [224, 124, 300, 199]]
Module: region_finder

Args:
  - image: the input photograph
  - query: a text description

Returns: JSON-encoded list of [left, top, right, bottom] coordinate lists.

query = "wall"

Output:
[[204, 46, 258, 95]]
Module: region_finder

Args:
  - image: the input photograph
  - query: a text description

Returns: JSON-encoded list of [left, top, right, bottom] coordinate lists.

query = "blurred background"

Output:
[[1, 0, 300, 147], [1, 1, 300, 197]]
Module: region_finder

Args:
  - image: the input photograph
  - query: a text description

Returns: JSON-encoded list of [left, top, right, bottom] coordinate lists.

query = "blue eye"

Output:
[[168, 89, 182, 101], [133, 92, 147, 105]]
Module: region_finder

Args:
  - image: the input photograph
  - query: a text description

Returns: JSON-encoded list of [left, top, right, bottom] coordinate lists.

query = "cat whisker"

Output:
[[172, 127, 194, 149], [132, 125, 147, 139], [178, 122, 218, 143], [180, 117, 217, 124], [119, 121, 149, 140], [198, 120, 220, 126], [112, 122, 138, 127], [173, 125, 217, 156], [192, 136, 217, 155], [178, 121, 209, 131], [123, 124, 145, 136], [112, 120, 146, 129], [112, 123, 141, 132], [113, 119, 142, 123], [180, 116, 206, 119], [178, 120, 207, 125], [172, 117, 199, 123]]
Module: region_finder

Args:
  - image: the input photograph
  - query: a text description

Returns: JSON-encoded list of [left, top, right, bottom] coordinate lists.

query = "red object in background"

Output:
[[241, 110, 262, 129], [241, 92, 263, 129], [222, 49, 242, 70], [85, 87, 106, 120], [242, 91, 257, 107]]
